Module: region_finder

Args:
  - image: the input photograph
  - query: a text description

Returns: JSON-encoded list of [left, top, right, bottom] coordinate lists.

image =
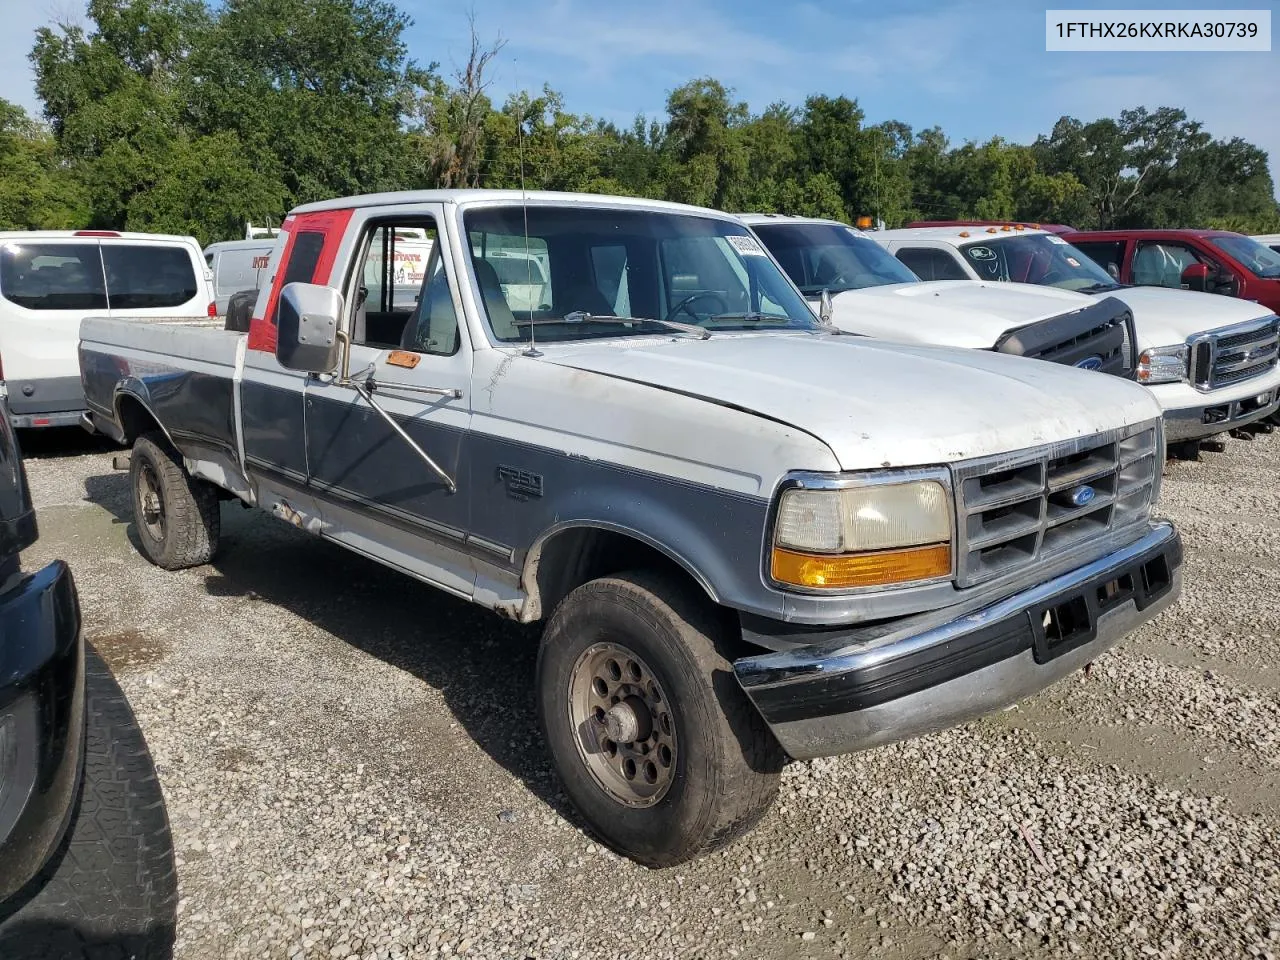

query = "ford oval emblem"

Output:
[[1075, 355, 1104, 371], [1068, 485, 1096, 507]]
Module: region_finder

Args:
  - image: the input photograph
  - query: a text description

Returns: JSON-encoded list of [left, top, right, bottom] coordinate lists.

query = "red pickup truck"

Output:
[[1059, 229, 1280, 315]]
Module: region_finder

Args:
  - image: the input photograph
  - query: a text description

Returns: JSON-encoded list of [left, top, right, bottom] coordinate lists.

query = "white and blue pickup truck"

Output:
[[78, 190, 1183, 866]]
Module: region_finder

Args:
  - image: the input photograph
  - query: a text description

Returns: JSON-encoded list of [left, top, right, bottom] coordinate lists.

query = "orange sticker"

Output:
[[386, 351, 420, 368]]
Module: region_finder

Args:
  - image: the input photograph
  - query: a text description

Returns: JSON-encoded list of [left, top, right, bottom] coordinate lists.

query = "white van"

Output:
[[204, 239, 276, 314], [0, 231, 214, 428]]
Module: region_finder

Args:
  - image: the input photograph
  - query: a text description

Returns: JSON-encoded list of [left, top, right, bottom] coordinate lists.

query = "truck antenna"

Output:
[[516, 60, 541, 358]]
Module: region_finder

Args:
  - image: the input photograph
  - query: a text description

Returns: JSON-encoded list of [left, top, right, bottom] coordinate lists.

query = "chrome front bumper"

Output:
[[1163, 389, 1278, 441], [733, 523, 1182, 760]]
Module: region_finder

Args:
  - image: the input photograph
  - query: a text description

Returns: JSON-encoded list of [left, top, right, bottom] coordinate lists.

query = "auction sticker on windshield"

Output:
[[727, 235, 766, 256]]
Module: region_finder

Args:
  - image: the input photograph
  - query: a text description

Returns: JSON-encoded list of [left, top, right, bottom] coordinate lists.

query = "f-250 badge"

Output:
[[497, 465, 544, 500]]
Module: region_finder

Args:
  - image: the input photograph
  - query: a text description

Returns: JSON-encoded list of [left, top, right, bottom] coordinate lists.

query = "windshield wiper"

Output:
[[1078, 282, 1123, 293], [514, 311, 710, 340], [708, 311, 794, 323]]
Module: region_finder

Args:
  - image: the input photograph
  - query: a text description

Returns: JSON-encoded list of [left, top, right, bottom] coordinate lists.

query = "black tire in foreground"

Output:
[[537, 570, 784, 868], [0, 649, 178, 959], [130, 431, 220, 570]]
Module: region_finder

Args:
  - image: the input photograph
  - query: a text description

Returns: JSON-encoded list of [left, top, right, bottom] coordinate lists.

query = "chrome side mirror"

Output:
[[276, 282, 343, 374], [819, 288, 834, 325]]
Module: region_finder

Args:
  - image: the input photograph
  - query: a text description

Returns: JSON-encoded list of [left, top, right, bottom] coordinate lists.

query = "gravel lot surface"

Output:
[[16, 427, 1280, 960]]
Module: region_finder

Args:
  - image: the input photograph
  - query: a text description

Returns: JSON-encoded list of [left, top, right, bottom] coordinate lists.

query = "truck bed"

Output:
[[79, 316, 245, 469]]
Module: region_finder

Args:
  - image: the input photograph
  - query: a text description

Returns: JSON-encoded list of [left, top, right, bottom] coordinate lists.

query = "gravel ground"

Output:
[[15, 426, 1280, 960]]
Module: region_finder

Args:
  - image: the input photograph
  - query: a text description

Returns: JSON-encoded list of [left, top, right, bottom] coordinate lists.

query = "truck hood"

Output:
[[827, 281, 1096, 349], [1092, 285, 1276, 347], [540, 333, 1160, 471]]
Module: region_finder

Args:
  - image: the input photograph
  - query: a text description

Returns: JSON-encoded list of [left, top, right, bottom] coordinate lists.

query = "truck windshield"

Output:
[[464, 206, 820, 344], [960, 234, 1120, 293], [748, 222, 919, 294], [1208, 235, 1280, 279]]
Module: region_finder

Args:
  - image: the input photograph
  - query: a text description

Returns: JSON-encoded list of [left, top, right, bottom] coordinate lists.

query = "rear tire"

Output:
[[537, 570, 783, 867], [129, 431, 220, 569]]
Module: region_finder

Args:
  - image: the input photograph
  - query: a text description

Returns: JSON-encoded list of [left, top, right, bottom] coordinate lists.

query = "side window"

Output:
[[0, 242, 107, 311], [895, 247, 967, 282], [1132, 241, 1204, 288], [1071, 241, 1124, 279], [353, 220, 456, 354], [101, 245, 199, 309]]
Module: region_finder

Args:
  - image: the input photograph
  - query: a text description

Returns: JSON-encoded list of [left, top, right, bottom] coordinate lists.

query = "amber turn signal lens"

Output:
[[771, 543, 951, 589]]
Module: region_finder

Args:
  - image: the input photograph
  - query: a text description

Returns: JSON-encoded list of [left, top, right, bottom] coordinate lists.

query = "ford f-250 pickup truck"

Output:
[[78, 190, 1183, 867]]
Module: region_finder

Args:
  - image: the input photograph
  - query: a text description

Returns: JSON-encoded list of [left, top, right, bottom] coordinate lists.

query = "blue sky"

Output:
[[3, 0, 1278, 192]]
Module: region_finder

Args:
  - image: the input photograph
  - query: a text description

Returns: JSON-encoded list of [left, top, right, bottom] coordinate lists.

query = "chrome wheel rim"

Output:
[[568, 641, 677, 807], [138, 464, 165, 542]]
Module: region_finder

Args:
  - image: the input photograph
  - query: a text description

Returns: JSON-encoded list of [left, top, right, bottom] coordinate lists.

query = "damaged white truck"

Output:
[[79, 190, 1183, 866]]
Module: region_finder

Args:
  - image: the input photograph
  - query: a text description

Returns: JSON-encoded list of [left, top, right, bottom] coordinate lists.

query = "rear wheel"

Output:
[[537, 570, 783, 867], [129, 432, 220, 570]]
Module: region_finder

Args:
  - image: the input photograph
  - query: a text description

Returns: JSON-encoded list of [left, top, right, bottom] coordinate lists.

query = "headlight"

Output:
[[1136, 345, 1188, 384], [771, 478, 953, 589]]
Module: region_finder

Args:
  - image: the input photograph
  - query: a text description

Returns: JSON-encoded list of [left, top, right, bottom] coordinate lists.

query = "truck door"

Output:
[[303, 207, 475, 598], [242, 209, 353, 519]]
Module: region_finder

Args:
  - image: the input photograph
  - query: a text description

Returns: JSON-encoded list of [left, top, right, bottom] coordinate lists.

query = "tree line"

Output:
[[3, 0, 1278, 246]]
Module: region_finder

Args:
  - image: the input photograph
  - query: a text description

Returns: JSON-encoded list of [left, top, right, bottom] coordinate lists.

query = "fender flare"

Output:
[[521, 518, 723, 620], [111, 379, 178, 450]]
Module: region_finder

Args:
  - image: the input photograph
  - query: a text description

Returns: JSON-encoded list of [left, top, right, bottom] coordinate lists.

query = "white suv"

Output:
[[0, 231, 215, 428]]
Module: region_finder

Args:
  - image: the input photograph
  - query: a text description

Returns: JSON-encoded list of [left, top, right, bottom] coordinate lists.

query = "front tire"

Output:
[[537, 570, 783, 867], [129, 432, 220, 570]]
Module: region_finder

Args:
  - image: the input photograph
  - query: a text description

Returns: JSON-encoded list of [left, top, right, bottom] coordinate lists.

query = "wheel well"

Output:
[[526, 527, 717, 622], [115, 394, 164, 446]]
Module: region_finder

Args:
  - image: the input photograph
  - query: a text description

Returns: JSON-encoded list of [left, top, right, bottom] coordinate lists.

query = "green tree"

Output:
[[192, 0, 427, 208], [1033, 106, 1280, 229], [0, 99, 87, 229], [658, 79, 749, 209]]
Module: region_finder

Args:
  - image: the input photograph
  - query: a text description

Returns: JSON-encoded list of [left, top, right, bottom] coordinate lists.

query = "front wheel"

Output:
[[536, 571, 783, 867]]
